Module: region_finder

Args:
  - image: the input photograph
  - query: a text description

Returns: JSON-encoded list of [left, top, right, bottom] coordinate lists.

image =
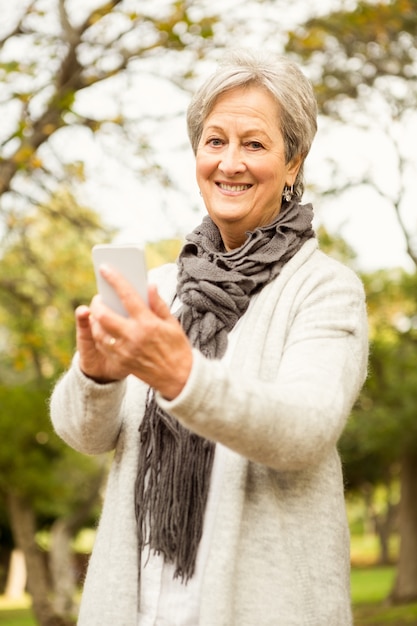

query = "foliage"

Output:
[[286, 0, 417, 117], [341, 268, 417, 493], [316, 224, 358, 267], [145, 238, 183, 268], [0, 191, 113, 527], [286, 0, 417, 266], [0, 189, 113, 382], [0, 0, 220, 239], [341, 268, 417, 484], [339, 267, 417, 576], [0, 383, 106, 524]]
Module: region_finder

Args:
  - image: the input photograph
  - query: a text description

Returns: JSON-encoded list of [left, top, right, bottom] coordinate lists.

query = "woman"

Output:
[[50, 49, 368, 625]]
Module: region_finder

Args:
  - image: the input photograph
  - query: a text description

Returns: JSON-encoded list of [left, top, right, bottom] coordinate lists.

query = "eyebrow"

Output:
[[203, 125, 226, 134], [203, 124, 271, 138]]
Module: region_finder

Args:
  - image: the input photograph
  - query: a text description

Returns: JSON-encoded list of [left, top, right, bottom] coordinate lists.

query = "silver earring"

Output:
[[283, 184, 293, 202]]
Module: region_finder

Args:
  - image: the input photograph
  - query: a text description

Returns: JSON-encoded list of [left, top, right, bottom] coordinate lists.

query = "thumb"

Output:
[[75, 305, 94, 341], [75, 305, 91, 328]]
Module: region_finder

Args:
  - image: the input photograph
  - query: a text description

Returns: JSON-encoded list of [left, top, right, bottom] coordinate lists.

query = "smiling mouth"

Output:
[[216, 182, 252, 192]]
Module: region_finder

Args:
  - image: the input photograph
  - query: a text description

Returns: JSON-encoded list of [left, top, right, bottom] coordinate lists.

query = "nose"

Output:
[[218, 143, 246, 176]]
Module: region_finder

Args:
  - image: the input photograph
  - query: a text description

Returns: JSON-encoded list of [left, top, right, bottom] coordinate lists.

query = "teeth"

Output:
[[218, 183, 251, 192]]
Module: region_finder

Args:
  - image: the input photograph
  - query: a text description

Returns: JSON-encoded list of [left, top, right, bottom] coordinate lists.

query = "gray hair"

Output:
[[187, 49, 318, 199]]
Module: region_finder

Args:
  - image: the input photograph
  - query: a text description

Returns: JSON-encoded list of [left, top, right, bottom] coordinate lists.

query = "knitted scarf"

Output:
[[134, 199, 315, 583]]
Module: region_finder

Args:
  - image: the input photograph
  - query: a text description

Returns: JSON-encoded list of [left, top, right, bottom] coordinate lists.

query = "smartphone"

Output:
[[92, 244, 148, 317]]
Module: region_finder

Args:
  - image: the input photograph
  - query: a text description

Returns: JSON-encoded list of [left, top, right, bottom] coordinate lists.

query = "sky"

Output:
[[1, 0, 416, 273]]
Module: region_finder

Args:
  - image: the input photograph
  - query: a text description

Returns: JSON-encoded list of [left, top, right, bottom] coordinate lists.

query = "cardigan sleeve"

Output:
[[157, 254, 368, 471], [50, 353, 127, 455], [49, 263, 178, 456]]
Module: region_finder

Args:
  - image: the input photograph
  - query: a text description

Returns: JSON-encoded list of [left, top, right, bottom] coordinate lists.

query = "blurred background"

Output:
[[0, 1, 416, 624]]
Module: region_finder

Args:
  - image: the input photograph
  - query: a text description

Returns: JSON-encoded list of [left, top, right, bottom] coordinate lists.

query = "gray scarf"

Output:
[[134, 199, 315, 582]]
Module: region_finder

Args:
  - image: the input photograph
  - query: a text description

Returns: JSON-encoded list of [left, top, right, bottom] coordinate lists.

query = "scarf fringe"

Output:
[[135, 389, 215, 582]]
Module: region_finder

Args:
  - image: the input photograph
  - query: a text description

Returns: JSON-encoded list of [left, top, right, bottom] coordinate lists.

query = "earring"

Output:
[[282, 184, 293, 202]]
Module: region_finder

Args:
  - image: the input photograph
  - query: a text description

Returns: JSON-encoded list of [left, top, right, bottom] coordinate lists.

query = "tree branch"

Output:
[[77, 0, 125, 37], [0, 1, 37, 48], [58, 0, 78, 45]]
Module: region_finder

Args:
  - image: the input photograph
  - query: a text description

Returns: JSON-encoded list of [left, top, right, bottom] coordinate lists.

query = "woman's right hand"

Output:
[[75, 304, 123, 384]]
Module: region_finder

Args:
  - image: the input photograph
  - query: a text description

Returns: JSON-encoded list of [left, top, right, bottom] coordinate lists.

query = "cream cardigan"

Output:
[[50, 238, 368, 626]]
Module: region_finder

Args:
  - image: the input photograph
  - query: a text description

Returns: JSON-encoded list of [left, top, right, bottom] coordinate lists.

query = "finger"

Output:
[[89, 320, 116, 354], [148, 284, 172, 320], [89, 294, 125, 340], [88, 301, 111, 338], [89, 293, 105, 313], [99, 264, 147, 316], [89, 294, 123, 324], [75, 305, 91, 327]]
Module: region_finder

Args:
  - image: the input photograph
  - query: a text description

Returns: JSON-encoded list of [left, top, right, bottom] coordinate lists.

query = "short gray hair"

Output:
[[187, 49, 318, 198]]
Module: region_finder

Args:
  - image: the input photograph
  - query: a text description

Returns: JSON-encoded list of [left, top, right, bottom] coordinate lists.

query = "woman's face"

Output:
[[196, 85, 302, 250]]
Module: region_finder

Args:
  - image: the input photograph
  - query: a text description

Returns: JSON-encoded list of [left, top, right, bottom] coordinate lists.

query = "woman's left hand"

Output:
[[89, 265, 193, 400]]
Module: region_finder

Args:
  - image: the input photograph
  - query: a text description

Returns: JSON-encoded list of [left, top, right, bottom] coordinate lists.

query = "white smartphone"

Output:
[[92, 244, 148, 317]]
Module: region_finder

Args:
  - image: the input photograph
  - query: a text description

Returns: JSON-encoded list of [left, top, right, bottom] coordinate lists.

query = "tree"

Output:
[[286, 0, 417, 602], [0, 190, 113, 625], [0, 0, 219, 236], [340, 268, 416, 562], [286, 0, 417, 266]]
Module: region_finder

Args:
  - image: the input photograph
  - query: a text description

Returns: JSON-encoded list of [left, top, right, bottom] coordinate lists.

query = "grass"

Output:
[[352, 566, 417, 625], [352, 566, 397, 604], [0, 608, 35, 625], [354, 603, 417, 625], [0, 596, 35, 626]]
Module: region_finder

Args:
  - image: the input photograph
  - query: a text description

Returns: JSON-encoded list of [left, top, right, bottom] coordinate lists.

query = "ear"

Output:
[[285, 154, 304, 186]]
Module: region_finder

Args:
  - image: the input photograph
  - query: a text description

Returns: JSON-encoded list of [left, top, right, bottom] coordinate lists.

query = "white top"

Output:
[[138, 305, 251, 626], [138, 444, 228, 626]]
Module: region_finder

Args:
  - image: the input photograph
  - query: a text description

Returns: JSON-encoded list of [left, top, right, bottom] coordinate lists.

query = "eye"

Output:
[[207, 137, 224, 147], [246, 141, 264, 150]]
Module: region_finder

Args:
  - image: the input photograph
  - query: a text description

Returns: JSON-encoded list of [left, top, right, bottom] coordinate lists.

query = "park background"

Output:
[[0, 0, 416, 624]]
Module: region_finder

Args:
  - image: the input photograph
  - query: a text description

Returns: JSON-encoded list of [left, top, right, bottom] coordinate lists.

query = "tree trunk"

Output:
[[50, 519, 78, 617], [373, 500, 398, 566], [390, 452, 417, 603], [6, 491, 74, 626], [48, 460, 107, 618], [376, 519, 391, 565]]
